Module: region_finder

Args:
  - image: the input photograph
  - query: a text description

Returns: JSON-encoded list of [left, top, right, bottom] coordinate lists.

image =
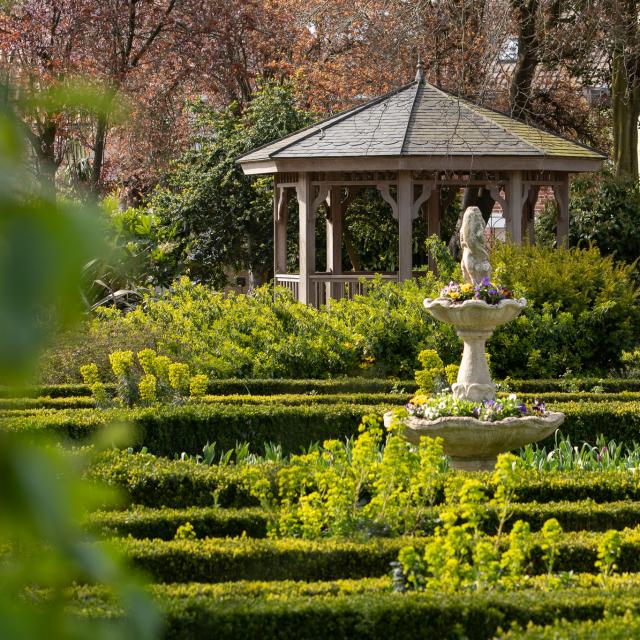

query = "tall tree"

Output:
[[148, 80, 312, 288], [608, 0, 640, 178]]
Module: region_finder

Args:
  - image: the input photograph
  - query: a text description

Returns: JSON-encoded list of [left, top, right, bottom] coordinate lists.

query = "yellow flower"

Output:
[[449, 291, 461, 300], [461, 283, 473, 293]]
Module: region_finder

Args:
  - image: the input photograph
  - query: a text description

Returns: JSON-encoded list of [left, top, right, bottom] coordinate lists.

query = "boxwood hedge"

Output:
[[87, 500, 640, 540], [67, 583, 640, 640], [88, 451, 640, 509], [5, 400, 640, 455]]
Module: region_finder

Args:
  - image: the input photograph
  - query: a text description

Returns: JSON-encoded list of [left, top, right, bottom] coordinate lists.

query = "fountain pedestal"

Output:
[[453, 328, 495, 402]]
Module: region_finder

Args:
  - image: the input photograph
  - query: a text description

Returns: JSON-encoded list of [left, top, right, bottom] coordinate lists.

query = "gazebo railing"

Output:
[[274, 273, 300, 299], [275, 272, 398, 307]]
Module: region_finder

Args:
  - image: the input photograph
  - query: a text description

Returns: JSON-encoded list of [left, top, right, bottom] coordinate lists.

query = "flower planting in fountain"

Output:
[[406, 392, 549, 422], [440, 277, 514, 305]]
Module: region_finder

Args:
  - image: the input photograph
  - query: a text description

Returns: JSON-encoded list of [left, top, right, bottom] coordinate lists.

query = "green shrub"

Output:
[[2, 402, 385, 456], [0, 378, 419, 399], [499, 611, 640, 639], [244, 415, 446, 539], [87, 450, 259, 508], [86, 499, 640, 541], [414, 349, 445, 393], [39, 242, 640, 383], [87, 450, 640, 509], [569, 170, 640, 266], [87, 506, 268, 539], [7, 400, 640, 455], [107, 526, 640, 583], [173, 521, 196, 541], [67, 583, 640, 640], [490, 243, 640, 377]]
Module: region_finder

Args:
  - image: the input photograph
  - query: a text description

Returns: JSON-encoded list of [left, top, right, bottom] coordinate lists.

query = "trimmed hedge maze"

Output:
[[7, 378, 640, 638], [4, 398, 640, 455]]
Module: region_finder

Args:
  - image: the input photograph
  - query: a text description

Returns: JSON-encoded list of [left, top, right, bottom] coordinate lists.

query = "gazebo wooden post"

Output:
[[553, 173, 570, 247], [397, 170, 413, 280], [296, 172, 315, 305], [273, 180, 288, 276], [506, 171, 524, 244], [327, 185, 343, 299]]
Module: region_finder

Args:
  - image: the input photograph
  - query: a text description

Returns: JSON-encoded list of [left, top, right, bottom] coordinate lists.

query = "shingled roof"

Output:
[[237, 77, 605, 167]]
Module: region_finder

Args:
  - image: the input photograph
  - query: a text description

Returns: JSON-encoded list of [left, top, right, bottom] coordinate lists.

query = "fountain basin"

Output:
[[384, 410, 565, 471], [424, 297, 527, 332]]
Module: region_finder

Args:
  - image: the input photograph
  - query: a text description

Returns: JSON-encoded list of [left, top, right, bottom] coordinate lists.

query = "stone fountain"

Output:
[[386, 206, 564, 471]]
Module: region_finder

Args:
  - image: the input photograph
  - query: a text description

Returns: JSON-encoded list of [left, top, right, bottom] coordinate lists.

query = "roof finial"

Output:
[[415, 54, 424, 83]]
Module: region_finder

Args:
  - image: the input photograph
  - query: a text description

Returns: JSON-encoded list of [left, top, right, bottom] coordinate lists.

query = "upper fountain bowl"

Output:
[[424, 297, 527, 332]]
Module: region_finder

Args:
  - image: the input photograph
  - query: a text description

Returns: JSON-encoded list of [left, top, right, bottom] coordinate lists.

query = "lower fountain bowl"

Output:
[[383, 411, 565, 471]]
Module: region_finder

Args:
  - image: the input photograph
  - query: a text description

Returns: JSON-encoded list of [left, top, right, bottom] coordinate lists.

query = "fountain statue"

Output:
[[386, 206, 564, 471]]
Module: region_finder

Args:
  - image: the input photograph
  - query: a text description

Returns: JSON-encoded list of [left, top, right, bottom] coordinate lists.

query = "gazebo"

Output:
[[237, 67, 606, 307]]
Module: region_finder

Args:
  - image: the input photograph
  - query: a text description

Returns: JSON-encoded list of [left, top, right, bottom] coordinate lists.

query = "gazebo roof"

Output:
[[237, 77, 606, 174]]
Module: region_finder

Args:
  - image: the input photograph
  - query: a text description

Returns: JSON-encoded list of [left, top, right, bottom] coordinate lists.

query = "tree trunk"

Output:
[[37, 119, 58, 200], [342, 226, 362, 271], [90, 110, 109, 198], [509, 0, 540, 122], [611, 0, 640, 180]]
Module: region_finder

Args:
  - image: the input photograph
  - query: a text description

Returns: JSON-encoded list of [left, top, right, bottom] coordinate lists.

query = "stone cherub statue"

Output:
[[460, 206, 492, 285]]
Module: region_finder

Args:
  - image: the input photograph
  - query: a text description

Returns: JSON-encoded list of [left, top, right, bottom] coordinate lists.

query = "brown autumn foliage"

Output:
[[0, 0, 629, 196]]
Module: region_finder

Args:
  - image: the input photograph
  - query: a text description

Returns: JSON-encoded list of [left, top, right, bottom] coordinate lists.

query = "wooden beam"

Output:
[[274, 183, 288, 275], [327, 186, 343, 300], [296, 173, 315, 305], [397, 170, 413, 280], [412, 182, 433, 220], [377, 183, 398, 219], [240, 156, 605, 176]]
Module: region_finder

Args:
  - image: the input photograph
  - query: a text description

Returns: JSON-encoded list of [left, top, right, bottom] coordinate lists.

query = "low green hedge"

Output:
[[117, 527, 640, 583], [511, 472, 640, 503], [200, 392, 410, 406], [506, 378, 640, 393], [5, 377, 640, 400], [121, 536, 411, 583], [87, 500, 640, 540], [87, 451, 259, 509], [65, 580, 640, 640], [498, 613, 640, 640], [0, 396, 96, 410], [87, 506, 268, 539], [507, 499, 640, 533], [2, 403, 384, 456], [0, 378, 417, 399], [512, 391, 640, 403], [0, 383, 111, 398], [0, 392, 408, 413], [88, 451, 640, 509], [4, 390, 640, 413], [6, 399, 640, 454]]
